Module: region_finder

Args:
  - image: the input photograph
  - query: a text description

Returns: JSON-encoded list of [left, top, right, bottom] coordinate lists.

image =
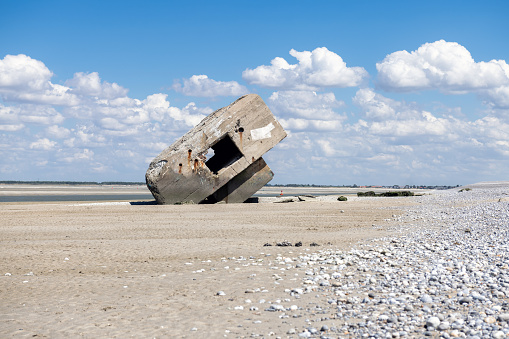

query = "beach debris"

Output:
[[274, 197, 297, 203], [265, 304, 285, 312], [264, 240, 318, 247], [145, 94, 287, 204], [337, 196, 348, 201], [459, 187, 472, 192]]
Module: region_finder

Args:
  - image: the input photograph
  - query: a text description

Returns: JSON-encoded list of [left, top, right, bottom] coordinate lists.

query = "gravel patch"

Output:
[[217, 183, 509, 337]]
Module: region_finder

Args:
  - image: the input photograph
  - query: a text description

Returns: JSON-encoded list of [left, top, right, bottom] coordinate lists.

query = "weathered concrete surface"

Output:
[[205, 157, 273, 204], [145, 94, 286, 204]]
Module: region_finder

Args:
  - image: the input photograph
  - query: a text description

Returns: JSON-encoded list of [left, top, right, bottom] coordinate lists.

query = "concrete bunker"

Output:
[[145, 94, 287, 204]]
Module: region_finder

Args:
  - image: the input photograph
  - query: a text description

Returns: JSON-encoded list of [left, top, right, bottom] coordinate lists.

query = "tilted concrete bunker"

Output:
[[145, 94, 287, 204]]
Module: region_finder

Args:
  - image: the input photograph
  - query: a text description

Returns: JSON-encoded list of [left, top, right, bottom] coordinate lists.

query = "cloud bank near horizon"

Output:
[[1, 41, 508, 184]]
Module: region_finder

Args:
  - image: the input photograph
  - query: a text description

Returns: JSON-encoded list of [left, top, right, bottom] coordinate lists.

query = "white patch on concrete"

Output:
[[251, 123, 275, 141]]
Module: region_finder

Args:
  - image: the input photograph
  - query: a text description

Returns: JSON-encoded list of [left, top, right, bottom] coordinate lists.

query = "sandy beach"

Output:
[[2, 183, 508, 338], [0, 185, 417, 338]]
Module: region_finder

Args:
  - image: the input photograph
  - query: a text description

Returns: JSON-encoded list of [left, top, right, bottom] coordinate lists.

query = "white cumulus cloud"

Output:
[[0, 123, 24, 131], [353, 88, 421, 121], [279, 118, 343, 131], [18, 105, 64, 125], [62, 92, 207, 136], [376, 40, 509, 108], [46, 125, 71, 138], [243, 47, 368, 90], [172, 75, 248, 97], [0, 54, 79, 105], [377, 40, 509, 91], [1, 103, 64, 131], [29, 138, 57, 150], [268, 90, 346, 131], [62, 148, 94, 163], [0, 54, 52, 91], [269, 91, 344, 120], [367, 113, 450, 137], [316, 139, 336, 156], [352, 89, 455, 140], [66, 72, 128, 99], [481, 85, 509, 109]]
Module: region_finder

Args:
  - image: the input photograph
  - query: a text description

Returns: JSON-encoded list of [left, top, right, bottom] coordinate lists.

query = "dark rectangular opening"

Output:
[[205, 135, 243, 175]]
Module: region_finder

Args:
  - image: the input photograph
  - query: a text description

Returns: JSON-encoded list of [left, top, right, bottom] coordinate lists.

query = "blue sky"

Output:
[[1, 0, 508, 185]]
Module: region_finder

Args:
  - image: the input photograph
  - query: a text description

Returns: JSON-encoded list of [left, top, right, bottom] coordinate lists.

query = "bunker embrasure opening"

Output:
[[205, 135, 243, 174]]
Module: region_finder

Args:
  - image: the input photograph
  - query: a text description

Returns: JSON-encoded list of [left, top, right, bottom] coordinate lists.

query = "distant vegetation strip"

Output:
[[357, 191, 415, 197], [0, 181, 145, 185]]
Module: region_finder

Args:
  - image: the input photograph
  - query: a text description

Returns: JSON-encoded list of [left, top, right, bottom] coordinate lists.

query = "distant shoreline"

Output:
[[0, 184, 436, 203], [0, 180, 460, 190]]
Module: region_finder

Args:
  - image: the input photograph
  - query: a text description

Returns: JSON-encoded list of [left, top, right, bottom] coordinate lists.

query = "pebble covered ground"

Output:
[[190, 183, 509, 338]]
